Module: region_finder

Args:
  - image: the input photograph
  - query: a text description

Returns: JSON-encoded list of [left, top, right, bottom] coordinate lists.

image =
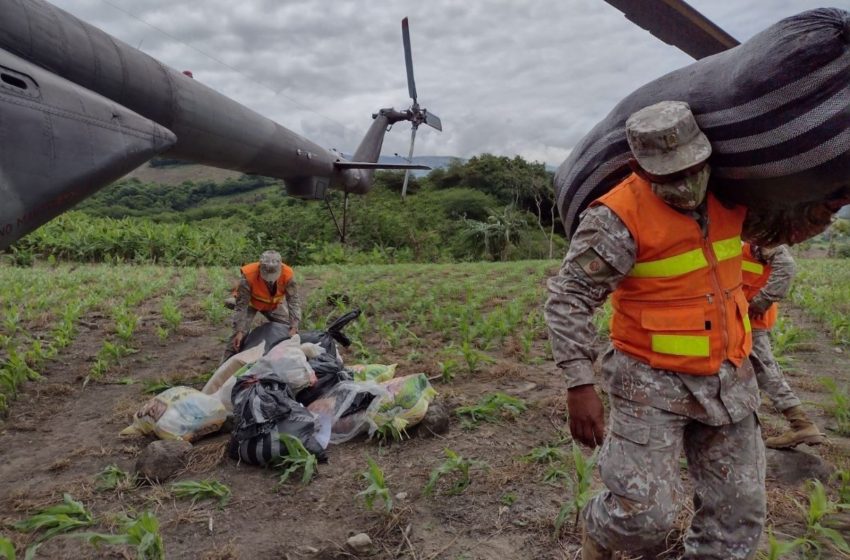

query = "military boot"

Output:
[[765, 406, 826, 449], [581, 529, 613, 560]]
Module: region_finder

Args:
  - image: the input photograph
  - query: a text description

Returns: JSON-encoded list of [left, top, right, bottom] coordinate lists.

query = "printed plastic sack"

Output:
[[368, 374, 438, 437], [121, 386, 227, 442], [307, 381, 389, 444], [554, 8, 850, 245], [231, 369, 327, 465], [349, 363, 397, 383], [203, 342, 264, 395], [249, 335, 317, 393], [240, 322, 291, 354]]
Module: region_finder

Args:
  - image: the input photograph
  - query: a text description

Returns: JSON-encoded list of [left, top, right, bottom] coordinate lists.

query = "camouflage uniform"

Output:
[[223, 275, 302, 361], [545, 204, 765, 559], [748, 246, 800, 412]]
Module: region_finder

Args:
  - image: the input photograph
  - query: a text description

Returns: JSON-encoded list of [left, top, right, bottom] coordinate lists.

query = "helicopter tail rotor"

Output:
[[399, 17, 441, 197]]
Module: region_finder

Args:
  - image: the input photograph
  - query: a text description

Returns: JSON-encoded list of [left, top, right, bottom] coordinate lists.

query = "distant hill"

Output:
[[125, 155, 463, 186]]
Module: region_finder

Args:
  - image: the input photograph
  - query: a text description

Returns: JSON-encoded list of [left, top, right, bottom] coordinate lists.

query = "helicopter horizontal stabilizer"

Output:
[[335, 161, 431, 171], [424, 111, 442, 131]]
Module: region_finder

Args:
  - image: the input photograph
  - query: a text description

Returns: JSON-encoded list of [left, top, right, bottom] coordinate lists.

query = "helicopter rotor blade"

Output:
[[400, 125, 418, 198], [401, 17, 418, 102], [423, 110, 442, 132], [603, 0, 739, 59]]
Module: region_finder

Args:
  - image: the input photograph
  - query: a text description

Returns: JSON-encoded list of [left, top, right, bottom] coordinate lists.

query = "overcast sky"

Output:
[[50, 0, 850, 167]]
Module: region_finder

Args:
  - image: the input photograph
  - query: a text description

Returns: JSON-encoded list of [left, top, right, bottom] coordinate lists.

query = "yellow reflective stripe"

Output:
[[630, 248, 708, 278], [743, 313, 752, 333], [742, 260, 764, 275], [651, 334, 711, 357], [712, 236, 742, 262]]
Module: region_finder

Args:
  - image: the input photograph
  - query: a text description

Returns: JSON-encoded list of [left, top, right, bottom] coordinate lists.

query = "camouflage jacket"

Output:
[[232, 275, 302, 334], [749, 245, 795, 314], [544, 204, 759, 425]]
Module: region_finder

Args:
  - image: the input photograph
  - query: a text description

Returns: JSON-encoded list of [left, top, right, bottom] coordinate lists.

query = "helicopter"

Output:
[[1, 0, 844, 253], [0, 0, 441, 251]]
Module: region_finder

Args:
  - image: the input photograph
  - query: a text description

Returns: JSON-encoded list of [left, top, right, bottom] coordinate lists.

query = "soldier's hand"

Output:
[[289, 326, 298, 336], [232, 331, 244, 351], [567, 385, 606, 449]]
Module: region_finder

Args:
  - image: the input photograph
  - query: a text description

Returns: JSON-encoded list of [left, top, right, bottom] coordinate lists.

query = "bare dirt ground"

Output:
[[1, 282, 849, 559]]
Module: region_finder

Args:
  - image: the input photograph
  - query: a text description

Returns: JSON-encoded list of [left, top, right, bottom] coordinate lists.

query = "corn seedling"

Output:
[[543, 464, 570, 485], [423, 449, 488, 496], [74, 511, 164, 560], [554, 444, 598, 535], [771, 316, 808, 367], [521, 443, 566, 464], [357, 457, 392, 513], [793, 479, 850, 557], [13, 493, 94, 560], [95, 465, 135, 492], [275, 434, 318, 485], [500, 493, 517, 507], [141, 378, 174, 395], [170, 480, 231, 508], [114, 307, 139, 343], [835, 469, 850, 505], [0, 536, 15, 560], [819, 378, 850, 436], [455, 392, 527, 428], [458, 340, 494, 373], [438, 358, 459, 383], [160, 297, 182, 333], [757, 528, 805, 560]]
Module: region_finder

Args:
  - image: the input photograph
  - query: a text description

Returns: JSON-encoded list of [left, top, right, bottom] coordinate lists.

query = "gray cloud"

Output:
[[50, 0, 850, 166]]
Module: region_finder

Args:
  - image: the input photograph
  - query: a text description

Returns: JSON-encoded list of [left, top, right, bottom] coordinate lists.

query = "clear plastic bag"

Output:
[[307, 381, 389, 444], [121, 386, 228, 442], [249, 335, 317, 393]]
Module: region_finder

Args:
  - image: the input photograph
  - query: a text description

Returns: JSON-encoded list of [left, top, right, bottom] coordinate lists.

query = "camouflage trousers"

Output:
[[584, 396, 766, 559], [222, 304, 290, 362], [751, 329, 801, 412]]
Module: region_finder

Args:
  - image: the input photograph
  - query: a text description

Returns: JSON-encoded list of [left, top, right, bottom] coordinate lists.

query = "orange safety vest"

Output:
[[741, 243, 778, 330], [240, 262, 294, 312], [593, 174, 752, 375]]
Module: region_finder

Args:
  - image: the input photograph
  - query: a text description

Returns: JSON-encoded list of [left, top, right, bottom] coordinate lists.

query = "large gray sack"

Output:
[[555, 8, 850, 244]]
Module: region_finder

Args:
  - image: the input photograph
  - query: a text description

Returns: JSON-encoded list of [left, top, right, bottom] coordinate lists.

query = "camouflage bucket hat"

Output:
[[259, 250, 282, 282], [625, 100, 712, 176]]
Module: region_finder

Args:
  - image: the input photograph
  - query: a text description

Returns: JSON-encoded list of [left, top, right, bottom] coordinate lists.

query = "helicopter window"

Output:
[[1, 73, 27, 90]]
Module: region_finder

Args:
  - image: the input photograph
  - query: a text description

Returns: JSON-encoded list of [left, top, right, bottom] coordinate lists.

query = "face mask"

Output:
[[651, 164, 710, 210]]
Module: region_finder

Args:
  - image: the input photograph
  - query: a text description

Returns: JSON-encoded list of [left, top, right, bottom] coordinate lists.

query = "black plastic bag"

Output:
[[300, 308, 362, 356], [296, 353, 350, 407], [240, 322, 291, 354], [555, 8, 850, 244], [230, 369, 326, 466]]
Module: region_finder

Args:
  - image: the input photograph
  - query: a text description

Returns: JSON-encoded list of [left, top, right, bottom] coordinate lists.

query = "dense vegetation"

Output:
[[9, 155, 564, 266]]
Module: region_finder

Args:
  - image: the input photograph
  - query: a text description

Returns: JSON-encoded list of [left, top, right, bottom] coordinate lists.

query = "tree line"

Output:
[[8, 155, 566, 266]]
